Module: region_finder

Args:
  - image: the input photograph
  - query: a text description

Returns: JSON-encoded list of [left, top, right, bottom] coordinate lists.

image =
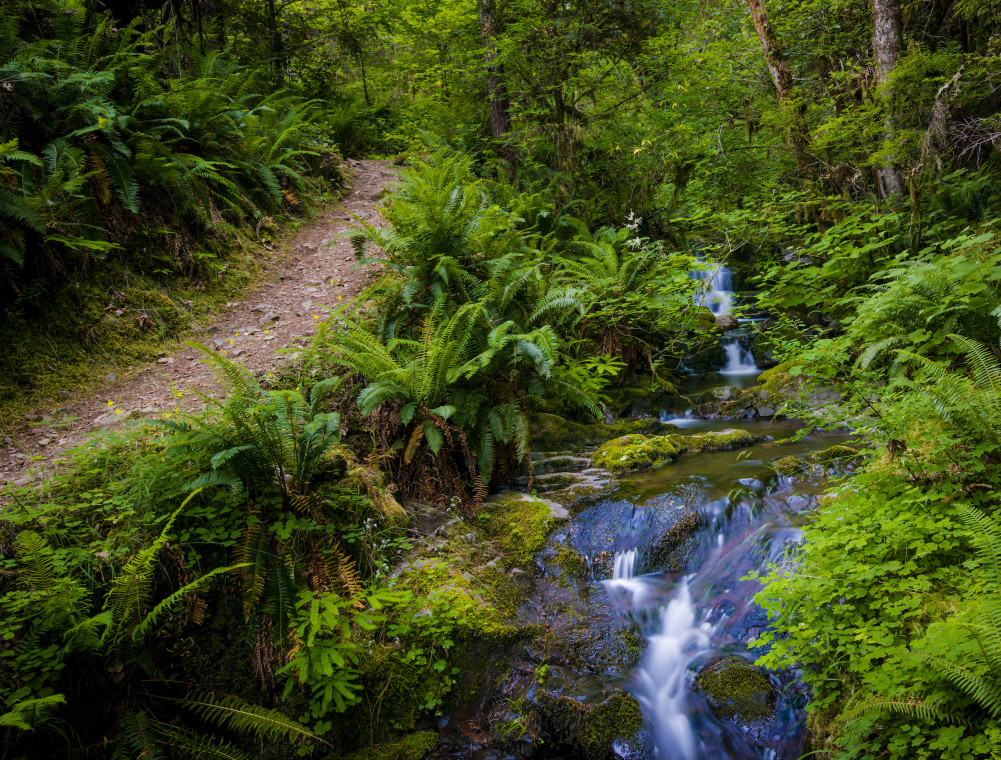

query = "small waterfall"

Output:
[[692, 261, 760, 377], [660, 408, 700, 428], [608, 549, 708, 760], [692, 263, 734, 316], [720, 340, 759, 376]]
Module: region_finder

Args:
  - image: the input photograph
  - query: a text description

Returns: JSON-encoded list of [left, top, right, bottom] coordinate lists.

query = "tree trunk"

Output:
[[873, 0, 905, 199], [478, 0, 514, 144], [746, 0, 812, 178]]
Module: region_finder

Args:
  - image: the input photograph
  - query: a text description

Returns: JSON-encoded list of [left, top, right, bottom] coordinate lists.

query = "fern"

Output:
[[0, 695, 66, 732], [179, 691, 318, 748]]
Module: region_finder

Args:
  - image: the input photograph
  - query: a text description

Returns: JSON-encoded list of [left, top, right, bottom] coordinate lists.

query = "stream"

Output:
[[441, 265, 849, 759], [590, 265, 844, 758], [597, 425, 846, 758]]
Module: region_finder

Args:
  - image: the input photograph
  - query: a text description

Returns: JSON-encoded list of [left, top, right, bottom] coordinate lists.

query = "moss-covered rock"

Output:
[[695, 657, 776, 723], [537, 691, 644, 760], [808, 444, 862, 466], [772, 455, 806, 476], [688, 428, 761, 452], [554, 545, 589, 577], [342, 731, 438, 760], [530, 413, 678, 451], [591, 434, 680, 473], [589, 429, 762, 474], [479, 492, 568, 564]]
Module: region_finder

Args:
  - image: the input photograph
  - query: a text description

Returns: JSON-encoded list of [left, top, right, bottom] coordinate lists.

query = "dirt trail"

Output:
[[1, 159, 397, 491]]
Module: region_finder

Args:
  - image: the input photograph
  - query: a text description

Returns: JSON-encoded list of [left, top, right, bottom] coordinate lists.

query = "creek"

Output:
[[584, 267, 845, 757], [442, 264, 850, 759]]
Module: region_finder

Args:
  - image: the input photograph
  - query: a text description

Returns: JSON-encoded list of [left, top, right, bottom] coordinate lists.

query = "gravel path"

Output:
[[1, 159, 397, 492]]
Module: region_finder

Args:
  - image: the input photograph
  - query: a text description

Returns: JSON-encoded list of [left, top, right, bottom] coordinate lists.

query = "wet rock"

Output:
[[591, 434, 680, 473], [695, 656, 777, 723], [715, 314, 739, 331], [737, 477, 765, 496], [694, 385, 741, 418], [528, 454, 591, 475]]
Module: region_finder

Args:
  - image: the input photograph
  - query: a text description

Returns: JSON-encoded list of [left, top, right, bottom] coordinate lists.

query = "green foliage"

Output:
[[158, 345, 343, 499], [0, 7, 333, 299]]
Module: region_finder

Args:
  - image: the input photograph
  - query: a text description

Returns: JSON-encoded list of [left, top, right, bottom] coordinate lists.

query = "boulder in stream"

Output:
[[590, 429, 765, 475], [715, 313, 739, 331], [695, 656, 777, 724]]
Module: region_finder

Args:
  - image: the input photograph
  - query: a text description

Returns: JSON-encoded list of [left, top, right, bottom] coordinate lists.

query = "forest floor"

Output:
[[0, 159, 397, 492]]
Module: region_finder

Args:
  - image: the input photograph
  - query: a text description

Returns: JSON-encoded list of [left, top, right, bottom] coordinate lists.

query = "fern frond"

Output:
[[842, 695, 963, 725], [0, 695, 66, 732], [179, 691, 318, 747]]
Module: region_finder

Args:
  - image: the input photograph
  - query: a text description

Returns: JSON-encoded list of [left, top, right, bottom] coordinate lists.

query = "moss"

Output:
[[340, 466, 408, 527], [808, 445, 861, 465], [772, 455, 806, 476], [695, 657, 776, 723], [591, 434, 680, 473], [342, 731, 438, 760], [584, 692, 644, 758], [747, 361, 798, 408], [554, 546, 589, 577], [478, 492, 566, 564], [688, 428, 761, 452], [538, 691, 643, 760], [590, 429, 761, 474], [530, 413, 678, 452]]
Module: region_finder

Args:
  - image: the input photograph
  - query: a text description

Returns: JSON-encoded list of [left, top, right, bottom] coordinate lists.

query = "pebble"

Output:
[[37, 437, 51, 446], [105, 372, 117, 382], [157, 358, 174, 365], [259, 311, 280, 326]]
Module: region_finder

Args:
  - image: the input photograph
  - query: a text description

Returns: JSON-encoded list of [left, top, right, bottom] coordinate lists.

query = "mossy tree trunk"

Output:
[[872, 0, 905, 201], [746, 0, 812, 180]]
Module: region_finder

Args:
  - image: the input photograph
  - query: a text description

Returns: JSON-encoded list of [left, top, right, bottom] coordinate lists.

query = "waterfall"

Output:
[[692, 262, 759, 376], [660, 408, 700, 427], [606, 551, 708, 759], [720, 340, 759, 376], [691, 263, 734, 316]]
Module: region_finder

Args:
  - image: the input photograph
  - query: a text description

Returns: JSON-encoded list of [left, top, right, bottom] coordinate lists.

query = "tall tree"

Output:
[[872, 0, 905, 198], [478, 0, 513, 144], [746, 0, 812, 178]]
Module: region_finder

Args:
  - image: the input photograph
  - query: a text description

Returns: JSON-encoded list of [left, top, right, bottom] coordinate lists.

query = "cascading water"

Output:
[[691, 262, 759, 377], [721, 341, 759, 377], [608, 556, 708, 760], [691, 263, 734, 316], [590, 434, 853, 759]]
